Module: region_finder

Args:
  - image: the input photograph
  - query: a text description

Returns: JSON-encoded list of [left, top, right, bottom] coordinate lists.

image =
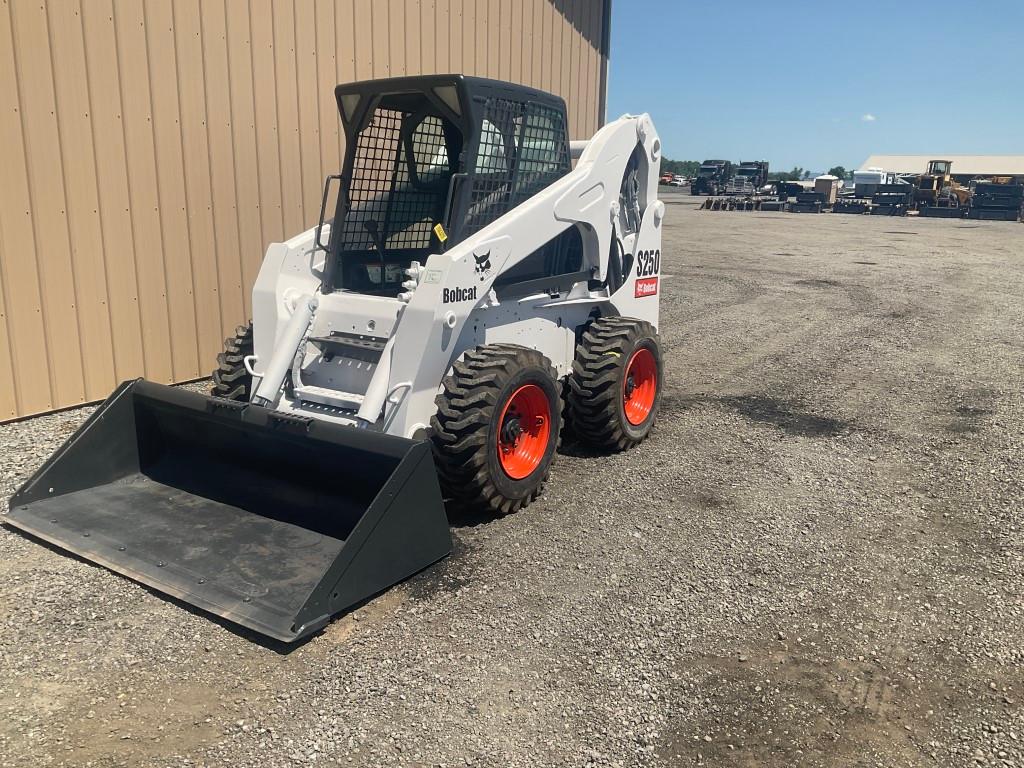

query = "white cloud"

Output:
[[861, 113, 877, 122]]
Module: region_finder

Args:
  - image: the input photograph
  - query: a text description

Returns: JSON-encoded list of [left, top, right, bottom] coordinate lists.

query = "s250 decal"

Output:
[[635, 249, 660, 277], [633, 248, 660, 297]]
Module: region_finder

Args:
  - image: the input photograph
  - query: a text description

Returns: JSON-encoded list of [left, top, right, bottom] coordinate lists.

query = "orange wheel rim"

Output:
[[497, 384, 551, 479], [623, 348, 657, 426]]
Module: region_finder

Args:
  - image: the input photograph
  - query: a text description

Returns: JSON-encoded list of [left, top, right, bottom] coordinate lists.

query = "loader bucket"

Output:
[[4, 380, 451, 642]]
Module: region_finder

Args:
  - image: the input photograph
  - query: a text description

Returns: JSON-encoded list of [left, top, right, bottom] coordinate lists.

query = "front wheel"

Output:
[[567, 317, 663, 451], [430, 345, 561, 516]]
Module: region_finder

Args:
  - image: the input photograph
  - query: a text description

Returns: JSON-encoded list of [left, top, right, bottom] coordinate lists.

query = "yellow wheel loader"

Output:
[[914, 159, 970, 209]]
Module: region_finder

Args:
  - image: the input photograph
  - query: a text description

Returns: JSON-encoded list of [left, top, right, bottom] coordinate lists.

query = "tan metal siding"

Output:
[[81, 0, 148, 383], [225, 1, 264, 322], [49, 0, 119, 402], [201, 0, 248, 335], [113, 0, 175, 386], [509, 1, 522, 83], [418, 0, 435, 74], [489, 0, 500, 75], [433, 0, 450, 73], [540, 0, 554, 94], [0, 228, 19, 418], [296, 0, 323, 226], [521, 0, 534, 85], [11, 0, 90, 409], [388, 0, 405, 76], [0, 1, 53, 416], [0, 0, 607, 421]]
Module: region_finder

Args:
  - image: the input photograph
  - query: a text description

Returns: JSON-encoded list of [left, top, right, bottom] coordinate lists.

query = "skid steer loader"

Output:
[[6, 76, 665, 642]]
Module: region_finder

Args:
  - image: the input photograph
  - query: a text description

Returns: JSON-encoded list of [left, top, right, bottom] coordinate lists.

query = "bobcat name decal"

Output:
[[443, 285, 478, 304]]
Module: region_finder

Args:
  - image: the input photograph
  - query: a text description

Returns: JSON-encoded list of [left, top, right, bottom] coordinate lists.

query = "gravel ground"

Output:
[[2, 199, 1022, 767]]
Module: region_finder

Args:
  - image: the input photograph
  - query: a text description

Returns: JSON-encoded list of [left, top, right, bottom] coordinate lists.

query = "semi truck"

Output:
[[727, 161, 769, 195], [691, 160, 733, 195]]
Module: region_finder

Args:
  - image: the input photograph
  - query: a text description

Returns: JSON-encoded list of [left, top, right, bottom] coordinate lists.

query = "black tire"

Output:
[[211, 322, 254, 401], [568, 316, 663, 451], [430, 344, 561, 516]]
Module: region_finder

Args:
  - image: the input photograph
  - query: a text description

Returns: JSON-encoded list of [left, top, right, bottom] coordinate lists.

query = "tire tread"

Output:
[[211, 322, 254, 401], [567, 316, 661, 451], [431, 344, 560, 516]]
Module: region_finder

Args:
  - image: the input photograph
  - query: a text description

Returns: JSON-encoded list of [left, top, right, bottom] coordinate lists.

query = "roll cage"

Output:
[[317, 75, 572, 296]]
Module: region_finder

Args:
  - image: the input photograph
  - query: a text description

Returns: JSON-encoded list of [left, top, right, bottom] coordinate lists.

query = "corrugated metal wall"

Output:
[[0, 0, 607, 420]]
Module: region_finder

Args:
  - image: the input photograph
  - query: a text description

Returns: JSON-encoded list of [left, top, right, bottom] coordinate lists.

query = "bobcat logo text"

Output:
[[443, 285, 478, 304]]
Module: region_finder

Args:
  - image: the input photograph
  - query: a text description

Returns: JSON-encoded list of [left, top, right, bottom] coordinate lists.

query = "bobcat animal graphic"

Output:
[[473, 251, 492, 281]]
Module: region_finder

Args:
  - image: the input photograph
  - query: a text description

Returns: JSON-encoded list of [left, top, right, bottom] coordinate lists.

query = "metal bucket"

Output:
[[5, 380, 450, 642]]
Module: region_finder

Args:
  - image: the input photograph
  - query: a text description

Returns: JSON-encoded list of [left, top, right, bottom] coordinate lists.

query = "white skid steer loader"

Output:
[[6, 76, 665, 642]]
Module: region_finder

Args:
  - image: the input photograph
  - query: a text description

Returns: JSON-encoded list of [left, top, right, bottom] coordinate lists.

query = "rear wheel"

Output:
[[430, 345, 561, 516], [211, 322, 254, 401], [568, 317, 663, 451]]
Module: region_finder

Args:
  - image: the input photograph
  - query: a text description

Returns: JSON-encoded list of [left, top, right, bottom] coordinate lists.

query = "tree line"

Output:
[[771, 166, 849, 181], [661, 159, 701, 177]]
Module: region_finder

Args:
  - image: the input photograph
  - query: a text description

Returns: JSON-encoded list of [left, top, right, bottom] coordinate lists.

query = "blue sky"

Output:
[[606, 1, 1024, 172]]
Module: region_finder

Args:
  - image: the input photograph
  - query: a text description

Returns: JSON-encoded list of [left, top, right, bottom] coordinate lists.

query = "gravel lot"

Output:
[[2, 197, 1022, 767]]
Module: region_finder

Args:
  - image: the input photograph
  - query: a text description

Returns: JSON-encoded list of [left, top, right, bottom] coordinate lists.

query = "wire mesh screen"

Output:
[[464, 99, 569, 237], [336, 108, 449, 252]]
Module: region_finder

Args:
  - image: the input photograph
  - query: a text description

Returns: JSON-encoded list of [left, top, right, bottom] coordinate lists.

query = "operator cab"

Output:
[[318, 75, 572, 297]]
